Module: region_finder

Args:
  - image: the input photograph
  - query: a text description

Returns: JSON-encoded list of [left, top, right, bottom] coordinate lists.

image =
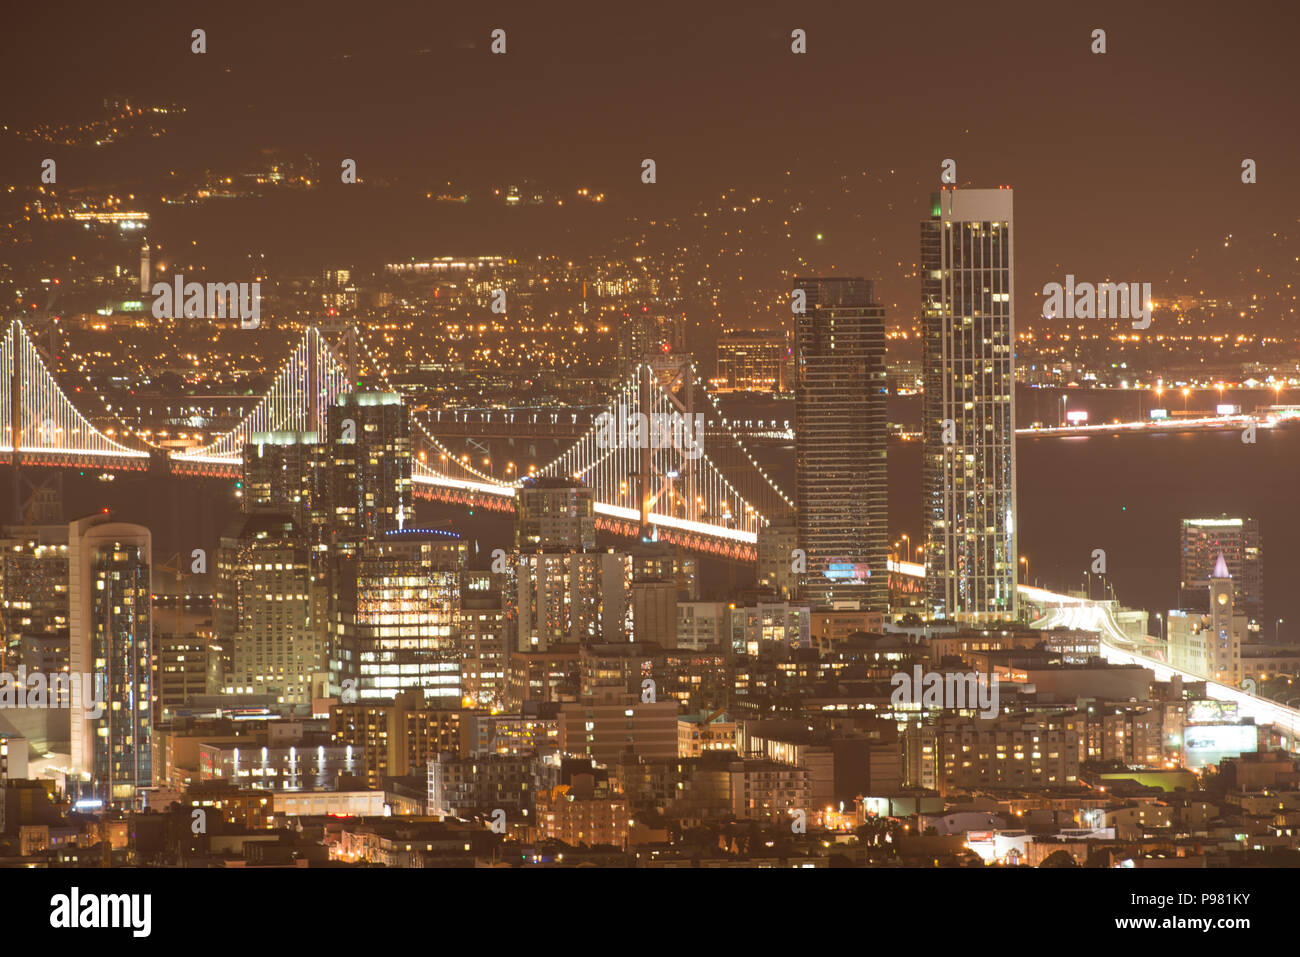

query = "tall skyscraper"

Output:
[[921, 188, 1018, 622], [0, 522, 70, 673], [324, 392, 412, 556], [242, 431, 324, 532], [68, 514, 152, 806], [756, 516, 798, 598], [216, 512, 323, 705], [508, 551, 632, 650], [241, 432, 338, 701], [343, 528, 466, 704], [1179, 516, 1263, 627], [459, 571, 508, 711], [154, 632, 213, 720], [793, 277, 888, 611]]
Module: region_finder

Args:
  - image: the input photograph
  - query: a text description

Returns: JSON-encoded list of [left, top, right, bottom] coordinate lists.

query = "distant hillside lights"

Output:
[[1042, 275, 1152, 330], [891, 665, 1000, 719], [151, 272, 260, 328]]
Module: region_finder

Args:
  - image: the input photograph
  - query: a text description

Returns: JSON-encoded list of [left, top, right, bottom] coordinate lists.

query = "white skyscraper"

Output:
[[921, 188, 1018, 621], [68, 514, 152, 806]]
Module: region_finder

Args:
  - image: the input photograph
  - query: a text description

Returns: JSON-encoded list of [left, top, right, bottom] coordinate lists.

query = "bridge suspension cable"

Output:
[[348, 325, 508, 486], [173, 327, 350, 463], [0, 319, 148, 461]]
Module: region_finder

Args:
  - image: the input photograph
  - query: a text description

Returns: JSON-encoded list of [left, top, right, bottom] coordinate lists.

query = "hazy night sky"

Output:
[[2, 0, 1297, 320]]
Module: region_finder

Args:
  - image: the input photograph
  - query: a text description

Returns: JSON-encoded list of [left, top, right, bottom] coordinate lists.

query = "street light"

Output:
[[1019, 555, 1028, 585], [1278, 618, 1285, 642], [901, 533, 911, 563]]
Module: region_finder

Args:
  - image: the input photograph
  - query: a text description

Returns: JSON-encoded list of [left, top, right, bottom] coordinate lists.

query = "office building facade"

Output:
[[793, 277, 888, 611], [324, 392, 412, 555], [0, 523, 69, 673], [515, 478, 596, 552], [346, 529, 465, 703], [216, 512, 322, 705], [713, 330, 787, 393], [1179, 517, 1263, 626], [242, 431, 325, 533], [508, 551, 633, 651]]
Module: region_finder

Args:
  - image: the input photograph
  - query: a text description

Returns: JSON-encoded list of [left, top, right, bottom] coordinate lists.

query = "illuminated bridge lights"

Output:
[[0, 321, 787, 550]]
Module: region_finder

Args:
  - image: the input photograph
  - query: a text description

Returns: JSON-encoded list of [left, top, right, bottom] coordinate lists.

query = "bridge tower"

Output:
[[315, 322, 361, 432], [638, 351, 696, 535], [319, 322, 360, 382], [307, 327, 319, 435], [11, 284, 64, 522], [10, 322, 21, 524]]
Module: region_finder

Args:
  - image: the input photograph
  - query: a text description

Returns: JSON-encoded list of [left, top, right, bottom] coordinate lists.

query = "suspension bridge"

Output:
[[0, 319, 792, 558]]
